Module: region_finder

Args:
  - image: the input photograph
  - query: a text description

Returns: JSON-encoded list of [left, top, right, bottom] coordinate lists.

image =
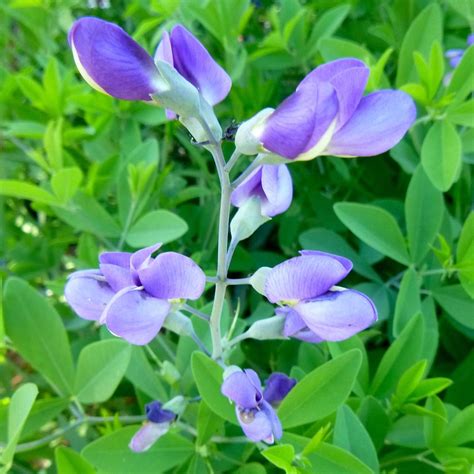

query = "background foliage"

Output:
[[0, 0, 473, 473]]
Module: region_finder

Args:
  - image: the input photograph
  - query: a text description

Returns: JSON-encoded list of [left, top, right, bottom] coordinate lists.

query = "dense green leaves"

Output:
[[278, 350, 362, 428], [3, 278, 75, 396]]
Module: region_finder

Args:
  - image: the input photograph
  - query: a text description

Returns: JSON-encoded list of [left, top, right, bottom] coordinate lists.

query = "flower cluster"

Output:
[[65, 243, 205, 345], [221, 369, 295, 443]]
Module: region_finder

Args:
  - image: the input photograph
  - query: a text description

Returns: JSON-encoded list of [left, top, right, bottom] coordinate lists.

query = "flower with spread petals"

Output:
[[231, 164, 293, 218], [69, 17, 231, 110], [235, 58, 416, 160], [263, 250, 377, 342], [129, 401, 176, 452], [64, 243, 206, 345], [221, 369, 295, 443]]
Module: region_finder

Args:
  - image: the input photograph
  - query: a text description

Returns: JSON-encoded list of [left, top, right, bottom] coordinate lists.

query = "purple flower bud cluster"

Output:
[[221, 369, 295, 443]]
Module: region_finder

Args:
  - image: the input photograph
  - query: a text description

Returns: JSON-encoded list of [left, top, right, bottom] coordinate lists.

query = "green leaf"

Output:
[[191, 352, 237, 424], [357, 396, 390, 451], [370, 313, 424, 398], [262, 445, 296, 473], [74, 339, 132, 404], [319, 37, 373, 63], [447, 45, 474, 104], [126, 210, 188, 248], [421, 121, 462, 192], [410, 378, 453, 401], [3, 278, 74, 396], [396, 3, 442, 86], [433, 285, 474, 330], [424, 396, 447, 448], [278, 350, 362, 428], [334, 202, 410, 265], [441, 405, 474, 447], [456, 212, 474, 298], [447, 100, 474, 127], [393, 268, 422, 336], [333, 405, 379, 473], [0, 383, 38, 469], [55, 446, 95, 474], [51, 167, 83, 203], [395, 360, 427, 403], [308, 443, 373, 474], [196, 401, 223, 446], [82, 428, 193, 473], [125, 346, 167, 401], [21, 398, 69, 440], [0, 180, 58, 205], [43, 119, 63, 170], [405, 165, 444, 263]]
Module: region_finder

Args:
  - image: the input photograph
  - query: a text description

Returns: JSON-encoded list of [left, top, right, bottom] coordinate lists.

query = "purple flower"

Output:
[[221, 369, 294, 443], [69, 17, 231, 106], [237, 59, 416, 159], [64, 243, 206, 345], [129, 401, 176, 452], [231, 164, 293, 217], [263, 250, 377, 343], [445, 34, 474, 68]]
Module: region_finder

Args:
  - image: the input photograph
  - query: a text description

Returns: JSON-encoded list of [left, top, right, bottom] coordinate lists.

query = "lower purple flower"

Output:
[[263, 250, 377, 342], [221, 369, 295, 443], [129, 401, 176, 452], [445, 34, 474, 68], [64, 243, 206, 345]]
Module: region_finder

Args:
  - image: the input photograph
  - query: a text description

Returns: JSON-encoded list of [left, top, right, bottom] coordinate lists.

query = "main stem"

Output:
[[200, 119, 232, 360]]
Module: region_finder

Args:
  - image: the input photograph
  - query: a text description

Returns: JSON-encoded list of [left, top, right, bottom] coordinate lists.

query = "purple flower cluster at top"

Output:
[[68, 17, 231, 105], [64, 243, 205, 345], [221, 369, 296, 443], [263, 251, 377, 343]]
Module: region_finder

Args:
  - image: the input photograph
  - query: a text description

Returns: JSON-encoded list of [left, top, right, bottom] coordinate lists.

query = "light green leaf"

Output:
[[278, 350, 362, 428], [308, 443, 373, 474], [74, 339, 132, 404], [126, 210, 188, 248], [196, 401, 223, 446], [0, 383, 38, 469], [447, 100, 474, 127], [393, 268, 422, 336], [395, 360, 427, 403], [334, 405, 379, 473], [3, 278, 74, 396], [55, 446, 95, 474], [51, 167, 83, 203], [421, 121, 462, 192], [0, 180, 59, 205], [441, 405, 474, 447], [191, 352, 237, 424], [405, 165, 444, 263], [396, 3, 442, 86], [82, 428, 193, 473], [334, 202, 410, 265], [370, 314, 424, 398], [456, 212, 474, 298], [433, 285, 474, 330], [447, 45, 474, 104]]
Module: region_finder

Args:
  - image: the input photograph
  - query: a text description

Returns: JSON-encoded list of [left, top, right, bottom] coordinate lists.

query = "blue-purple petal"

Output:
[[221, 369, 262, 409], [129, 422, 169, 452], [138, 252, 206, 300], [130, 243, 162, 284], [260, 81, 337, 159], [300, 59, 369, 130], [69, 17, 160, 101], [264, 253, 352, 303], [263, 373, 296, 405], [294, 289, 377, 341], [260, 165, 293, 217], [145, 401, 176, 423], [105, 289, 170, 345], [325, 90, 416, 157], [65, 272, 114, 321], [167, 25, 231, 106]]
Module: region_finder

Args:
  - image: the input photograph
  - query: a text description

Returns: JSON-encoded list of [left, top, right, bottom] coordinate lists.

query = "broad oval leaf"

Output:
[[334, 202, 410, 265], [74, 339, 132, 404], [278, 349, 362, 428], [3, 278, 75, 396], [126, 210, 188, 248]]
